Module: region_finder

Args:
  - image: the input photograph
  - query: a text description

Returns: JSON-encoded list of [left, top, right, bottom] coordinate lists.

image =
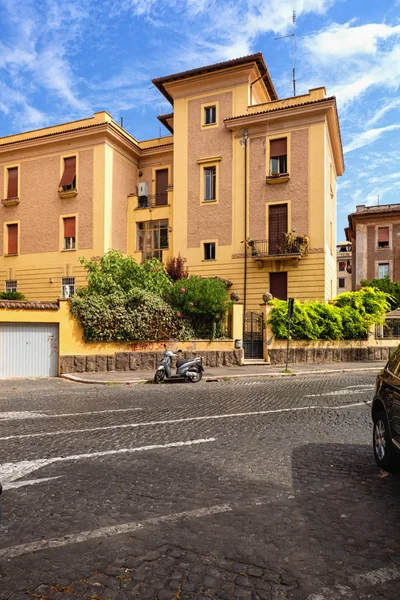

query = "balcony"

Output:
[[246, 234, 309, 265], [137, 194, 168, 209], [265, 172, 290, 185], [1, 196, 20, 207]]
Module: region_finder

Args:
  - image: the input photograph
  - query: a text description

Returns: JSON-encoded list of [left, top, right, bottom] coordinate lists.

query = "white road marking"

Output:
[[307, 566, 400, 599], [0, 402, 369, 442], [0, 407, 141, 422], [0, 503, 232, 559], [305, 388, 373, 398], [0, 438, 215, 489], [7, 476, 62, 490]]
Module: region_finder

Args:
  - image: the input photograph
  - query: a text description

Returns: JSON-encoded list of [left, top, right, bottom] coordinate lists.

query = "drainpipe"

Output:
[[241, 128, 249, 339]]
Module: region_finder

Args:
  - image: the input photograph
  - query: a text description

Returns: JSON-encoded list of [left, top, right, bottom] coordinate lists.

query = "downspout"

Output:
[[242, 128, 249, 340]]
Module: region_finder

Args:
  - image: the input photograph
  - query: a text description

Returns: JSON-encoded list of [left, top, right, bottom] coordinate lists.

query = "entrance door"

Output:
[[270, 272, 288, 300], [268, 204, 288, 254], [0, 323, 59, 378], [155, 169, 168, 206], [243, 312, 264, 359]]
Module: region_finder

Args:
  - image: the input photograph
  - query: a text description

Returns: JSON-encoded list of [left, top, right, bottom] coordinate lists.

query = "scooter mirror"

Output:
[[177, 349, 183, 353]]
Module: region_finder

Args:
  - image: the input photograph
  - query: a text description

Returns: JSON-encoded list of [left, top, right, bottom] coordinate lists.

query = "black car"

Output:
[[372, 347, 400, 472]]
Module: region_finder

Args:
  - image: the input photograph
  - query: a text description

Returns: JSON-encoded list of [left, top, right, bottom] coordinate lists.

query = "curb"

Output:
[[61, 365, 384, 385]]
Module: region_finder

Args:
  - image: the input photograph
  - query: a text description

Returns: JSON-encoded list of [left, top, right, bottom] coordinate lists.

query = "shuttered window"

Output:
[[268, 204, 288, 254], [7, 224, 18, 255], [270, 138, 287, 175], [7, 167, 18, 199], [59, 157, 76, 190], [378, 227, 389, 248], [63, 217, 76, 250]]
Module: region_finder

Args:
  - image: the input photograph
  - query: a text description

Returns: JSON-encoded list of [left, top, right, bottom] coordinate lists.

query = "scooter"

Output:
[[154, 347, 203, 383]]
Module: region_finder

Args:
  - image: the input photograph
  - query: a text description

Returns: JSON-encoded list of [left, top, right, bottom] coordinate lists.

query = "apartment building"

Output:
[[337, 241, 352, 292], [0, 53, 344, 307], [346, 204, 400, 289]]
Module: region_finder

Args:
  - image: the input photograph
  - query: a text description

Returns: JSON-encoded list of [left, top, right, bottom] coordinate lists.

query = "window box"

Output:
[[1, 197, 20, 206], [58, 188, 78, 199], [266, 173, 290, 184]]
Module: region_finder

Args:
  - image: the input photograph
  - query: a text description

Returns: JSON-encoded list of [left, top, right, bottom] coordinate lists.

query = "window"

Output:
[[268, 204, 288, 254], [7, 167, 18, 199], [204, 166, 216, 201], [204, 106, 216, 125], [59, 156, 76, 191], [338, 261, 346, 272], [63, 217, 76, 250], [204, 242, 216, 261], [270, 138, 287, 175], [338, 277, 346, 288], [378, 226, 389, 248], [5, 280, 17, 292], [378, 263, 389, 279], [7, 223, 18, 255], [137, 219, 169, 262], [62, 277, 75, 298]]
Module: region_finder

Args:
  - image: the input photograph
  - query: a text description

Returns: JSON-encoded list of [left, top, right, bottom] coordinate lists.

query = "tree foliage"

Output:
[[165, 254, 189, 282], [360, 276, 399, 310]]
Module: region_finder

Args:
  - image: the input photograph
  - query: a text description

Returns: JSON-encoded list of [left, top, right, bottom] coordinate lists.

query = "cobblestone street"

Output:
[[0, 371, 399, 600]]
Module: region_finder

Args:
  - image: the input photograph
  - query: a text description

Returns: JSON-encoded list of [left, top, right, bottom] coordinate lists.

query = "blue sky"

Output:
[[0, 0, 399, 240]]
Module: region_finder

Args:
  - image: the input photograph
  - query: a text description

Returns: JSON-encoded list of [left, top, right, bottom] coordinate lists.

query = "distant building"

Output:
[[345, 204, 400, 289], [336, 241, 352, 292]]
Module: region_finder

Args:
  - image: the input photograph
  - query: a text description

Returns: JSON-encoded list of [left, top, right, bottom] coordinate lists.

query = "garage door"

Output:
[[0, 323, 59, 378]]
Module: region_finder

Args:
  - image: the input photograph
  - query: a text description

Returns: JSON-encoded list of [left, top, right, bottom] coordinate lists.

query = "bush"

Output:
[[170, 276, 231, 338], [165, 254, 189, 281], [268, 288, 389, 341], [70, 289, 195, 342], [0, 291, 26, 300], [360, 276, 399, 310], [77, 251, 172, 299]]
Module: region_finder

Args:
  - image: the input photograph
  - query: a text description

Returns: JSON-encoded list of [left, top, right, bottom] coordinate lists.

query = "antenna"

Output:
[[377, 194, 380, 206], [274, 10, 296, 96], [120, 116, 123, 128]]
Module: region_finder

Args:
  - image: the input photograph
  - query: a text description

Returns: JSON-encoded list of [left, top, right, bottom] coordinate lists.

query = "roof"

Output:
[[347, 203, 400, 237], [152, 53, 278, 105], [386, 308, 400, 320], [0, 300, 59, 310], [224, 96, 336, 121], [157, 113, 174, 134]]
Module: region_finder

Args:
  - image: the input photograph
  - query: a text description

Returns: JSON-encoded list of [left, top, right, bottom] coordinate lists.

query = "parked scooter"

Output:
[[154, 347, 203, 383]]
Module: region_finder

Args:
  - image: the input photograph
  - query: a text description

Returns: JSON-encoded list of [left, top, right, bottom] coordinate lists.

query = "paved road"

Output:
[[0, 372, 399, 600]]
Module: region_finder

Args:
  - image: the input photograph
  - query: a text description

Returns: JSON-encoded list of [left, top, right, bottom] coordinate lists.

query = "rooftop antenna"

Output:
[[377, 194, 380, 206], [274, 10, 296, 97], [120, 116, 123, 128]]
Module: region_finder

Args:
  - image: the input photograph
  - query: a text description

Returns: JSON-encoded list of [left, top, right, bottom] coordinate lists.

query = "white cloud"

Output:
[[367, 98, 400, 126], [343, 124, 400, 153]]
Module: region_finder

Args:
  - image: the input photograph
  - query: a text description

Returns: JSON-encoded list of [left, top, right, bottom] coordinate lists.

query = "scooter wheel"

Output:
[[187, 370, 202, 383], [154, 370, 165, 384]]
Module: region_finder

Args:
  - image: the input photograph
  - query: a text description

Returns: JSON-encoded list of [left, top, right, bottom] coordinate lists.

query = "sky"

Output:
[[0, 0, 399, 240]]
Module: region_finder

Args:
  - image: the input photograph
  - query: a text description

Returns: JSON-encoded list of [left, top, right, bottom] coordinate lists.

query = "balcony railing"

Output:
[[247, 237, 307, 259], [137, 194, 168, 209]]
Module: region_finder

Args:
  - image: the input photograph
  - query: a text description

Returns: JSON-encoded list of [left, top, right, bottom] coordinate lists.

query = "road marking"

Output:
[[305, 388, 373, 398], [0, 402, 369, 441], [0, 438, 215, 489], [7, 476, 62, 490], [0, 407, 141, 422], [307, 565, 400, 599], [0, 503, 232, 559]]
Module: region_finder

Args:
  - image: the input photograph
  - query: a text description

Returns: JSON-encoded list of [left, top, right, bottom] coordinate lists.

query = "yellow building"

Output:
[[0, 53, 344, 310]]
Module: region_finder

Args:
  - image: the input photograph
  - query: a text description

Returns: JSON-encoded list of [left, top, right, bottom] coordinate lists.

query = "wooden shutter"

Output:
[[64, 217, 76, 238], [378, 227, 389, 243], [155, 169, 168, 206], [268, 204, 288, 254], [7, 168, 18, 198], [270, 138, 287, 158], [270, 272, 288, 300], [7, 224, 18, 255], [59, 157, 76, 188]]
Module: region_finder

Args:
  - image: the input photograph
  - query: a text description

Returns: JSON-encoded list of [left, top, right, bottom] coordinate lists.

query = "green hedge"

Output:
[[268, 287, 390, 340]]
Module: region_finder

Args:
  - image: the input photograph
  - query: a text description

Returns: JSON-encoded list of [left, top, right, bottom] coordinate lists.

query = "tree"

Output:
[[165, 254, 189, 281], [360, 276, 399, 310]]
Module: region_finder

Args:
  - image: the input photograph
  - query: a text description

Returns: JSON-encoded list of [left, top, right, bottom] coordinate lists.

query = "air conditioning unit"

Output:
[[138, 182, 148, 196]]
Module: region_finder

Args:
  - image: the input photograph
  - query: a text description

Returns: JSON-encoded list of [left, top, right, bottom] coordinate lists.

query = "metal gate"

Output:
[[0, 323, 59, 378], [243, 312, 264, 359]]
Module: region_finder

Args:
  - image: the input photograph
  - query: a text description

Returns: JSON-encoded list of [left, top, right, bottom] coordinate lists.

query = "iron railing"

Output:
[[375, 321, 400, 339], [137, 194, 168, 209], [247, 239, 302, 258]]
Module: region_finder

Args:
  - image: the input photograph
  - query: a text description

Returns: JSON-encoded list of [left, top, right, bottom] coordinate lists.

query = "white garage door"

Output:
[[0, 323, 59, 378]]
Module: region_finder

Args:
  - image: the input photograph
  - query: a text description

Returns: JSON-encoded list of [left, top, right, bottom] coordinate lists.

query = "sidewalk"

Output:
[[62, 360, 387, 385]]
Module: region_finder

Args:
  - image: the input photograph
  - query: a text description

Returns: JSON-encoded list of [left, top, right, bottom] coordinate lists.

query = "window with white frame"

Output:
[[204, 242, 216, 261], [62, 277, 75, 298], [204, 105, 216, 125], [5, 280, 17, 292], [204, 166, 216, 201], [378, 263, 389, 279], [137, 220, 169, 262]]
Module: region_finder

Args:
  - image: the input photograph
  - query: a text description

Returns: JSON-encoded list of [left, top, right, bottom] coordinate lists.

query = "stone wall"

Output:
[[60, 349, 244, 374], [268, 346, 392, 365]]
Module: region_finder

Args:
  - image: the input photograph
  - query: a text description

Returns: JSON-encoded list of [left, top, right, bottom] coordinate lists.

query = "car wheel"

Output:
[[373, 411, 398, 472], [154, 370, 165, 384]]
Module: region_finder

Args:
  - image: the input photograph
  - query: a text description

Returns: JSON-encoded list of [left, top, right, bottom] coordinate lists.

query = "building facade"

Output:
[[346, 204, 400, 290], [0, 53, 344, 308], [336, 241, 352, 292]]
